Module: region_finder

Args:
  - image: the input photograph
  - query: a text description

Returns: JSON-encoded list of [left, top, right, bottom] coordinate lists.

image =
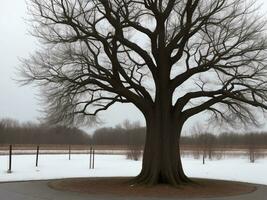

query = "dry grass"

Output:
[[48, 177, 256, 198]]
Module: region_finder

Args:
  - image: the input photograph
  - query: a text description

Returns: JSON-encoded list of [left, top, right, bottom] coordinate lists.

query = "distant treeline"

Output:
[[0, 118, 91, 144], [92, 126, 267, 147], [1, 118, 267, 147], [181, 132, 267, 147], [92, 126, 145, 145]]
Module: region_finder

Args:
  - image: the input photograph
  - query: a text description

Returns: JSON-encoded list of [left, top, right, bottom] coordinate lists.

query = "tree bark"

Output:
[[134, 108, 190, 186]]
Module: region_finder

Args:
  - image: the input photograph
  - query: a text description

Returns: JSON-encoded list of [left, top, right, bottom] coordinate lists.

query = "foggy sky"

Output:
[[1, 0, 267, 134]]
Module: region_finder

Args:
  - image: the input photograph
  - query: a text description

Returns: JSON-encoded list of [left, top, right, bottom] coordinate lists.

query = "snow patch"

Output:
[[0, 154, 266, 185]]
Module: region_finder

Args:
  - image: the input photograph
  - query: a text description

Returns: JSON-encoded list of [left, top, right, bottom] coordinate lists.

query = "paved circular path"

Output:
[[0, 180, 266, 200]]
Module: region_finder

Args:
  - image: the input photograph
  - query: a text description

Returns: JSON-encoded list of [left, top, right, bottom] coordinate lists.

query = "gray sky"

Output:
[[1, 0, 267, 134], [0, 0, 144, 133]]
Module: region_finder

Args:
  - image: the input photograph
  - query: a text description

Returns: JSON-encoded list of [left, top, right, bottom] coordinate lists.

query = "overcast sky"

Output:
[[1, 0, 267, 134]]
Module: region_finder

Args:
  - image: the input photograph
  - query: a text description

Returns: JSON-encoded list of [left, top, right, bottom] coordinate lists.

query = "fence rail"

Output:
[[0, 144, 267, 156]]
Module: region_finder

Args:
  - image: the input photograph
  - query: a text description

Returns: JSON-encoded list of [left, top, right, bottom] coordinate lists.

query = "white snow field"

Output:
[[0, 154, 266, 185]]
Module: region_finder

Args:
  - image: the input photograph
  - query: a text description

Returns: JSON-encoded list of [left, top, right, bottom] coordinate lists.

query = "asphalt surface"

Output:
[[0, 180, 266, 200]]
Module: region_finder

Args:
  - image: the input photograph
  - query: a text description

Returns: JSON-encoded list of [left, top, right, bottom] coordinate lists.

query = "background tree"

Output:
[[20, 0, 267, 185], [191, 123, 216, 164], [246, 133, 256, 163]]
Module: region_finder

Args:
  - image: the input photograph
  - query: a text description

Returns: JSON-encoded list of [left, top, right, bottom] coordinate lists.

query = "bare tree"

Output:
[[20, 0, 267, 185], [125, 120, 143, 161], [191, 123, 215, 164], [246, 133, 256, 163], [199, 133, 216, 164]]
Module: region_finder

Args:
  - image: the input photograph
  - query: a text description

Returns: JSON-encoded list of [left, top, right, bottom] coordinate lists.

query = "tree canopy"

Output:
[[21, 0, 267, 126], [20, 0, 267, 185]]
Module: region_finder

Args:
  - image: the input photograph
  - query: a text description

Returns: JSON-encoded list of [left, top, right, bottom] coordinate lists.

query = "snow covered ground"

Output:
[[0, 154, 266, 185]]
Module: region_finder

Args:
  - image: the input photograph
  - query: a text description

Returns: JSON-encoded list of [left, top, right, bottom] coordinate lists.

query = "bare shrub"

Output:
[[126, 145, 142, 161], [214, 150, 224, 160], [192, 149, 201, 159]]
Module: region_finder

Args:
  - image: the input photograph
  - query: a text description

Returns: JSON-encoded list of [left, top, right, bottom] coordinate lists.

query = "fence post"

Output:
[[89, 146, 92, 169], [202, 149, 206, 165], [92, 149, 95, 169], [68, 145, 71, 160], [36, 145, 40, 167], [7, 145, 12, 173]]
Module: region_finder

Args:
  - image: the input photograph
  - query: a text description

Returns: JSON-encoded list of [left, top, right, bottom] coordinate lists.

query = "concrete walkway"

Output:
[[0, 180, 266, 200]]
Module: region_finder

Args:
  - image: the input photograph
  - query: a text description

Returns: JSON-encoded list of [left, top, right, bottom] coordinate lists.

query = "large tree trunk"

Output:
[[134, 107, 190, 186], [133, 51, 190, 185]]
